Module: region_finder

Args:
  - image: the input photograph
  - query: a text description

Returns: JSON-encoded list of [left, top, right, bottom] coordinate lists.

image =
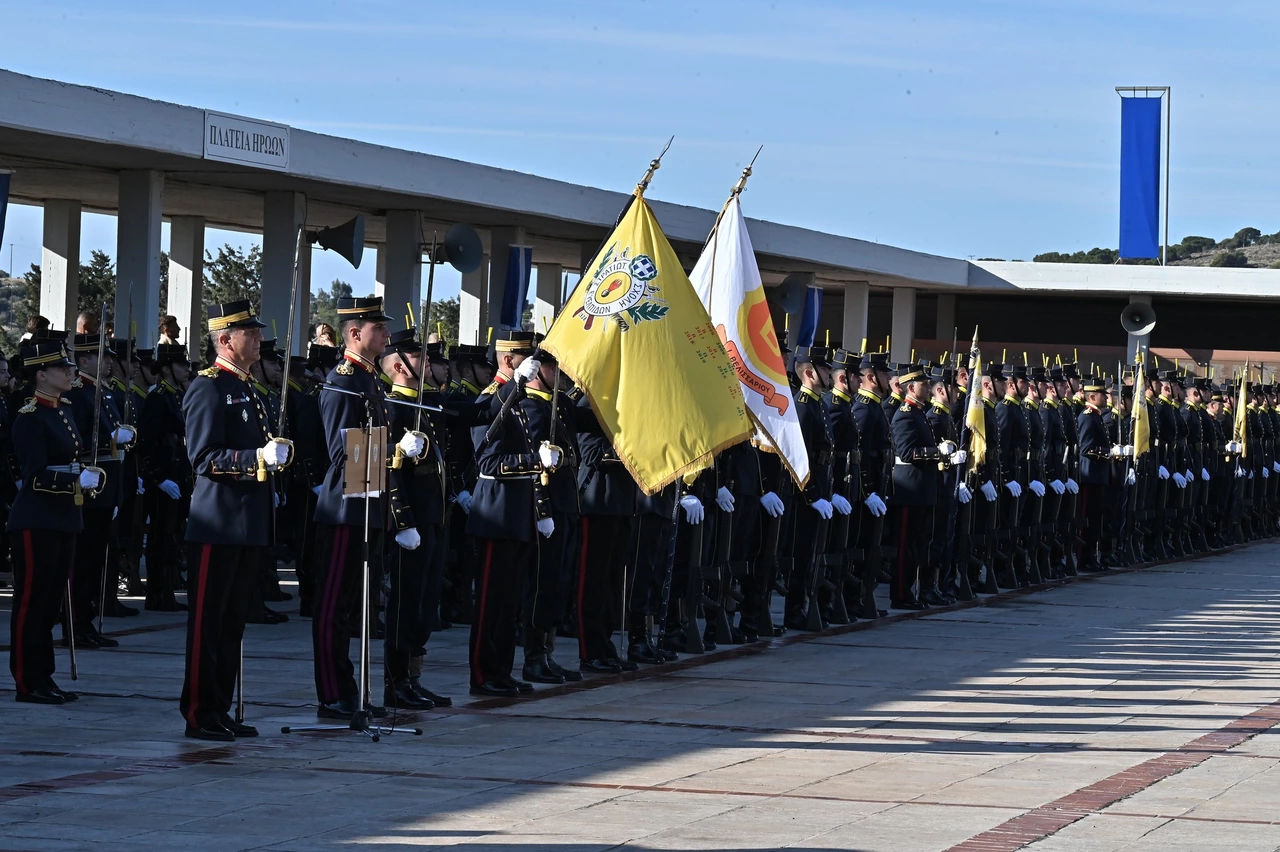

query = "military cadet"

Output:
[[312, 296, 426, 718], [1053, 364, 1082, 574], [8, 339, 100, 704], [848, 351, 893, 617], [925, 363, 964, 603], [467, 331, 555, 695], [994, 364, 1031, 586], [1022, 367, 1051, 580], [284, 355, 325, 618], [138, 344, 192, 611], [66, 333, 134, 648], [969, 363, 1004, 592], [379, 328, 452, 709], [1153, 370, 1182, 556], [106, 339, 145, 605], [881, 366, 904, 420], [1077, 375, 1123, 572], [180, 299, 284, 740], [240, 338, 289, 624], [440, 343, 493, 625], [822, 349, 862, 620]]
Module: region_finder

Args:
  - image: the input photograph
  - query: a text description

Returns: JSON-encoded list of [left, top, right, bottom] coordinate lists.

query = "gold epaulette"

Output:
[[18, 398, 36, 414], [71, 377, 83, 389], [567, 386, 584, 402], [482, 381, 500, 396], [336, 361, 355, 376], [199, 366, 219, 378]]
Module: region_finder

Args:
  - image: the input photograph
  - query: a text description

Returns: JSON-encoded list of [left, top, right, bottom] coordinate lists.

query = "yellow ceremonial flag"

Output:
[[1234, 361, 1249, 458], [963, 331, 986, 474], [1133, 359, 1151, 457], [541, 193, 753, 494]]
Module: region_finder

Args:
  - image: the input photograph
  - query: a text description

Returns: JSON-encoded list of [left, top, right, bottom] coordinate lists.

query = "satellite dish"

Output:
[[1120, 302, 1157, 336], [310, 215, 366, 269], [441, 223, 483, 274]]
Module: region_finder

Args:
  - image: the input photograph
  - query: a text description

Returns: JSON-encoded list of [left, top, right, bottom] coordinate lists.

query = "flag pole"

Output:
[[703, 146, 764, 311]]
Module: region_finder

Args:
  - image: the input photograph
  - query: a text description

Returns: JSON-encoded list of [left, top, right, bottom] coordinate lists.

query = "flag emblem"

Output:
[[578, 247, 667, 330]]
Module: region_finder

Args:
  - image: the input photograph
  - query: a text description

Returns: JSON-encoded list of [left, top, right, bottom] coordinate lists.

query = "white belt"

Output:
[[479, 473, 537, 481], [894, 456, 912, 466], [46, 464, 84, 473]]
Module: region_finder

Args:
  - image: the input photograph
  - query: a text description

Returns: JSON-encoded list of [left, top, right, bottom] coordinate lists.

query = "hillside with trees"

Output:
[[1030, 227, 1280, 269]]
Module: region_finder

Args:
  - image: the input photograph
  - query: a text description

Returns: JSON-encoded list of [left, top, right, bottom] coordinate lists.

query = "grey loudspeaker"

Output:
[[1121, 302, 1157, 336]]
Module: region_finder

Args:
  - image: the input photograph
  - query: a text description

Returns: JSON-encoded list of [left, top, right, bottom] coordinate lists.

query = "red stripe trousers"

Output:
[[9, 529, 75, 694], [180, 542, 256, 728]]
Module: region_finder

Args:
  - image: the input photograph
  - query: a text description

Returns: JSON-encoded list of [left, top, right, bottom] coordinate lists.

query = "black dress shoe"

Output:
[[68, 632, 101, 649], [16, 686, 65, 705], [317, 697, 358, 719], [921, 590, 950, 607], [47, 681, 78, 702], [657, 647, 678, 662], [218, 714, 259, 737], [607, 657, 639, 672], [545, 656, 582, 682], [522, 655, 567, 684], [84, 629, 119, 648], [409, 678, 453, 707], [185, 722, 234, 742], [501, 676, 534, 694], [579, 658, 622, 674], [891, 599, 928, 611], [470, 681, 519, 697], [385, 680, 434, 710], [783, 612, 812, 632], [627, 641, 663, 665], [367, 703, 389, 718]]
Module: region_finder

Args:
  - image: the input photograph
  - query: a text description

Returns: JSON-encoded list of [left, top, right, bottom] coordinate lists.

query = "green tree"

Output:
[[1179, 235, 1216, 255], [1224, 227, 1262, 249], [78, 249, 116, 315], [20, 263, 41, 328], [309, 278, 352, 334], [201, 244, 263, 340], [428, 296, 460, 346], [1210, 250, 1250, 268]]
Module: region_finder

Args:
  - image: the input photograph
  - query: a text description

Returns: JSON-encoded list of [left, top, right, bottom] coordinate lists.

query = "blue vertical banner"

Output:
[[0, 172, 10, 263], [499, 245, 533, 328], [1119, 97, 1162, 259], [797, 285, 822, 347]]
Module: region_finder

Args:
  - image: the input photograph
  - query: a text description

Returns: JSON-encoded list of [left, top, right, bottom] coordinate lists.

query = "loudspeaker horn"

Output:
[[1120, 301, 1157, 336], [311, 215, 366, 269], [774, 273, 810, 315], [440, 223, 483, 274]]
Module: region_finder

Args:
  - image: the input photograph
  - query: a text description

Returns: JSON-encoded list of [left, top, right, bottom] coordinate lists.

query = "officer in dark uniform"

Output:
[[1040, 367, 1068, 578], [994, 364, 1031, 586], [925, 363, 963, 603], [851, 351, 893, 618], [440, 343, 492, 624], [1023, 366, 1050, 580], [8, 340, 99, 704], [888, 365, 945, 609], [137, 344, 192, 611], [106, 338, 144, 610], [1054, 364, 1082, 574], [823, 348, 862, 620], [181, 299, 282, 740], [312, 296, 424, 718], [283, 355, 324, 617], [1077, 374, 1120, 571]]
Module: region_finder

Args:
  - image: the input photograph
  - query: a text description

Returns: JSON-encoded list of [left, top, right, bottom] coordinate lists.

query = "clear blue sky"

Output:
[[3, 0, 1277, 301]]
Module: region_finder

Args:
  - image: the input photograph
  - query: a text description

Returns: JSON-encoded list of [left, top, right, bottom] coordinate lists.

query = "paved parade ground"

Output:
[[3, 544, 1280, 851]]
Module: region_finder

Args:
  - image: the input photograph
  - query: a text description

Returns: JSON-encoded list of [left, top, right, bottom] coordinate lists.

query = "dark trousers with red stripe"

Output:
[[576, 515, 633, 663], [312, 524, 384, 704], [385, 524, 441, 681], [890, 504, 933, 605], [180, 542, 256, 728], [9, 530, 76, 694], [469, 537, 528, 688]]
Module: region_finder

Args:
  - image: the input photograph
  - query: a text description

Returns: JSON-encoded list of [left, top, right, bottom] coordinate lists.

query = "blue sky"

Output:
[[3, 0, 1278, 301]]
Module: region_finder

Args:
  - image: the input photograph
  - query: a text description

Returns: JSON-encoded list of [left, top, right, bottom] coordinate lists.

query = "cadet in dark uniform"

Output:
[[181, 299, 283, 740], [8, 340, 99, 704], [1077, 375, 1120, 572], [137, 344, 192, 611], [851, 352, 893, 618], [824, 349, 862, 620], [925, 364, 962, 603], [284, 355, 325, 617], [994, 365, 1030, 586], [888, 365, 946, 609]]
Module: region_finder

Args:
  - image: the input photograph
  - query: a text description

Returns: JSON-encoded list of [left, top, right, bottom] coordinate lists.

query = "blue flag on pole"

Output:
[[498, 245, 533, 328], [1119, 97, 1162, 260], [797, 285, 822, 347], [0, 172, 10, 265]]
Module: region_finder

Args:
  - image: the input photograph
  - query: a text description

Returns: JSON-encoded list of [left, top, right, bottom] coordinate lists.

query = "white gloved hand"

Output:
[[981, 480, 998, 501], [950, 449, 968, 466], [14, 479, 22, 491], [1123, 445, 1134, 457], [311, 484, 322, 496], [1109, 444, 1124, 459], [273, 491, 280, 508], [1185, 469, 1194, 483], [1273, 461, 1280, 473], [957, 482, 972, 504], [1264, 467, 1271, 480], [515, 358, 541, 383], [1066, 478, 1079, 494], [1050, 479, 1065, 495], [1225, 441, 1243, 454], [279, 492, 287, 507], [760, 491, 785, 518], [1158, 465, 1170, 480], [937, 440, 957, 456], [1127, 468, 1137, 486], [261, 440, 289, 467], [1236, 467, 1246, 479], [79, 469, 102, 490], [453, 489, 473, 513], [715, 486, 735, 512], [831, 493, 853, 515], [536, 517, 555, 538], [1201, 467, 1211, 481], [112, 506, 119, 520], [811, 498, 834, 520], [1005, 480, 1023, 498], [111, 426, 135, 444], [137, 476, 145, 495], [1029, 480, 1046, 497], [158, 479, 181, 500], [395, 527, 421, 550], [1172, 472, 1187, 488], [1249, 469, 1256, 479], [538, 443, 562, 470], [865, 493, 888, 517], [680, 495, 704, 525], [397, 430, 425, 459]]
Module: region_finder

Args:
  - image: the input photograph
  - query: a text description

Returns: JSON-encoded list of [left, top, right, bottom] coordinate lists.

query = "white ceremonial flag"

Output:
[[690, 194, 810, 487]]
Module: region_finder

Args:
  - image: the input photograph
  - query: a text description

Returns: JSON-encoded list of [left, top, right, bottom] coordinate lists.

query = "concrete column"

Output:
[[936, 293, 957, 342], [488, 226, 527, 329], [842, 281, 869, 352], [373, 243, 386, 299], [890, 287, 917, 364], [1126, 294, 1153, 363], [40, 200, 81, 334], [382, 211, 423, 331], [534, 262, 563, 332], [459, 257, 489, 345], [261, 191, 309, 353], [116, 171, 164, 346], [168, 216, 204, 363]]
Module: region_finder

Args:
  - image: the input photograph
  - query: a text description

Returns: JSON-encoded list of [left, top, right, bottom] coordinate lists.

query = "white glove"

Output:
[[273, 491, 281, 508], [1185, 469, 1194, 483], [279, 492, 287, 507], [1123, 445, 1134, 457], [1172, 472, 1187, 488], [680, 495, 704, 525], [112, 506, 119, 520], [1158, 465, 1170, 480], [957, 482, 972, 504], [538, 443, 562, 469], [395, 527, 421, 550], [760, 491, 785, 518], [311, 484, 322, 496], [1249, 470, 1256, 480], [397, 430, 426, 459], [1201, 467, 1211, 481], [261, 440, 289, 467], [1050, 479, 1065, 495], [14, 479, 21, 491], [864, 493, 887, 517], [158, 479, 180, 500], [811, 498, 834, 520], [981, 480, 998, 501], [1235, 466, 1246, 479], [536, 517, 555, 538], [111, 426, 135, 444], [453, 489, 473, 513], [136, 476, 145, 495], [1273, 461, 1280, 473], [937, 440, 957, 456], [1264, 467, 1271, 480], [79, 469, 102, 490], [1066, 478, 1079, 494], [950, 449, 968, 466], [1126, 468, 1137, 485], [1005, 480, 1023, 498], [515, 358, 541, 382], [831, 493, 853, 515], [715, 486, 735, 512], [1226, 441, 1243, 454], [1028, 480, 1045, 497]]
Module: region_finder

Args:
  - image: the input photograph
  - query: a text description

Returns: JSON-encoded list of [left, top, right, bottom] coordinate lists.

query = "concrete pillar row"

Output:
[[890, 287, 917, 365], [260, 191, 309, 354], [459, 256, 490, 345], [383, 210, 423, 330], [116, 170, 164, 346], [40, 199, 81, 334], [168, 216, 205, 363], [842, 281, 869, 352], [534, 262, 563, 333]]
